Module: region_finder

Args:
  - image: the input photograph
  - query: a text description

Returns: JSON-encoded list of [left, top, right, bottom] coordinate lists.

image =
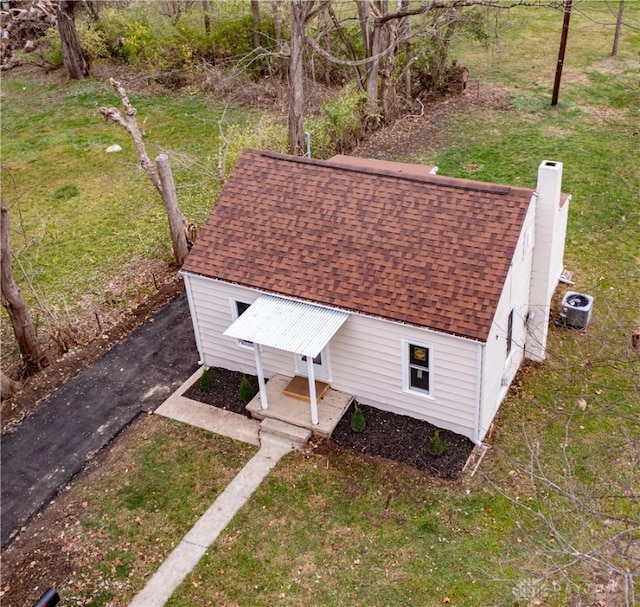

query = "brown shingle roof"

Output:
[[183, 149, 535, 342]]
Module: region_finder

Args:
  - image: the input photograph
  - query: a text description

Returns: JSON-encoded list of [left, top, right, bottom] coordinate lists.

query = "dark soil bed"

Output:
[[182, 367, 259, 418], [332, 402, 475, 480], [186, 368, 474, 480]]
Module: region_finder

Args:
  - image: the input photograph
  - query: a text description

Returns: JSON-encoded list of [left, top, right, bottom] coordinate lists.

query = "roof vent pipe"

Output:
[[304, 131, 311, 158]]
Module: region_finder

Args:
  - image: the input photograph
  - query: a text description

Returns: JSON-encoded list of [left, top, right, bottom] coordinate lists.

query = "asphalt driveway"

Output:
[[1, 292, 199, 547]]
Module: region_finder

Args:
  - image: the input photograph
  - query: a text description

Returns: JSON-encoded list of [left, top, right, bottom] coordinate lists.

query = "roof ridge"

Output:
[[251, 149, 532, 197]]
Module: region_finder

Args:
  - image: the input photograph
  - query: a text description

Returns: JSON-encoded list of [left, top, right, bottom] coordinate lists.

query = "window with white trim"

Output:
[[230, 298, 253, 348], [403, 340, 433, 396]]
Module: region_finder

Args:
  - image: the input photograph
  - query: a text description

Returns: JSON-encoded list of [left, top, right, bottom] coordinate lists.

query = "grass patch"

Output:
[[51, 184, 79, 201], [167, 448, 539, 606]]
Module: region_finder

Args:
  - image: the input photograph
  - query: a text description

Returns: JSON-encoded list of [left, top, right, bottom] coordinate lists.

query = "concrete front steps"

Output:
[[259, 417, 312, 448]]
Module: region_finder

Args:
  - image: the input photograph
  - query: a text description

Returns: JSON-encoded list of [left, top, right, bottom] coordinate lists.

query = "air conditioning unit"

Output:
[[558, 291, 594, 329]]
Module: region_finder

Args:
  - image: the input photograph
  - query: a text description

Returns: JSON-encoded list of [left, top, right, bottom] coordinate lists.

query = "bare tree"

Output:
[[300, 0, 561, 128], [202, 0, 211, 35], [251, 0, 261, 50], [99, 79, 195, 266], [288, 0, 321, 155], [611, 0, 625, 57], [55, 0, 90, 79], [273, 0, 283, 50], [494, 422, 639, 604], [272, 0, 287, 75], [1, 202, 47, 374], [485, 317, 640, 605]]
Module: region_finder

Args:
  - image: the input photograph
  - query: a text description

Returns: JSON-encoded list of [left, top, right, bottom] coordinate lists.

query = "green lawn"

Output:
[[0, 70, 286, 365]]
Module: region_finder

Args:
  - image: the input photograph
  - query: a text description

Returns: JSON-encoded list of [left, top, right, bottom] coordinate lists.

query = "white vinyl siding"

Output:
[[479, 204, 536, 439], [184, 274, 481, 441], [328, 314, 478, 439], [185, 277, 292, 377]]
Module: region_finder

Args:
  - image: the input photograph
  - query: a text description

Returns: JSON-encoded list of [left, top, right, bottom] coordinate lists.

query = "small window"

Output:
[[235, 300, 250, 317], [506, 309, 514, 358], [301, 353, 322, 365], [231, 299, 253, 348], [405, 341, 432, 396]]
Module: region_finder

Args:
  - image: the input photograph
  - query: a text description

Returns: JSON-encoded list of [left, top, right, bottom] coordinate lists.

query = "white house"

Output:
[[181, 149, 570, 445]]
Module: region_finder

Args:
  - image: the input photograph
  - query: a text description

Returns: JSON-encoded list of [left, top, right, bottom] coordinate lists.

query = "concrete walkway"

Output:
[[131, 368, 311, 606], [154, 367, 261, 446], [129, 433, 293, 607]]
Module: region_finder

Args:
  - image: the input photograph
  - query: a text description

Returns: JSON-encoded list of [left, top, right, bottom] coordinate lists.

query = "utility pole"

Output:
[[551, 0, 572, 106]]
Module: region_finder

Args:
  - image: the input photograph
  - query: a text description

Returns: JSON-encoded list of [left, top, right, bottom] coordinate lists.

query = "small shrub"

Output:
[[199, 367, 215, 392], [305, 83, 368, 158], [350, 403, 366, 433], [427, 430, 445, 457], [238, 375, 256, 403], [97, 6, 185, 69]]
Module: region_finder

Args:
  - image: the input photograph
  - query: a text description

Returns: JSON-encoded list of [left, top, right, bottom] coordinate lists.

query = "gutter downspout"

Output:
[[303, 131, 311, 158], [473, 342, 484, 446], [181, 271, 205, 366]]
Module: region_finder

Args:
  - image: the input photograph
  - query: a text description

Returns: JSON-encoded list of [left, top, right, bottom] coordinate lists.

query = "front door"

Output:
[[294, 347, 331, 381]]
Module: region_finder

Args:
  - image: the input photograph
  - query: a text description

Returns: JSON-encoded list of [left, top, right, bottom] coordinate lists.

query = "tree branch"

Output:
[[99, 78, 163, 197]]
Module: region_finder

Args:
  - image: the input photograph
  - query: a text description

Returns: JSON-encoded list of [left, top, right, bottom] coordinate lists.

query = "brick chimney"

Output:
[[526, 160, 571, 361]]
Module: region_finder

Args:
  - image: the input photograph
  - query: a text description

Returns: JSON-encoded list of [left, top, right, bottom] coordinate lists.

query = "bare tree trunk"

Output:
[[56, 0, 90, 80], [164, 0, 181, 21], [272, 0, 286, 74], [356, 0, 371, 57], [1, 202, 47, 373], [320, 7, 332, 85], [430, 12, 457, 91], [365, 20, 382, 116], [288, 0, 315, 155], [202, 0, 211, 35], [251, 0, 261, 49], [611, 0, 625, 57], [400, 0, 412, 102], [156, 155, 190, 266], [328, 4, 364, 89], [379, 4, 400, 121], [82, 0, 100, 21], [99, 79, 194, 266]]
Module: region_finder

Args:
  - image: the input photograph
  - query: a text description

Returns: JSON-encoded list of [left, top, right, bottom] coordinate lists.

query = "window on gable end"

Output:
[[506, 309, 514, 359], [231, 299, 253, 348]]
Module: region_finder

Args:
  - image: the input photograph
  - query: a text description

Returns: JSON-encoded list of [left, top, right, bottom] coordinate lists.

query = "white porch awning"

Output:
[[223, 294, 349, 358]]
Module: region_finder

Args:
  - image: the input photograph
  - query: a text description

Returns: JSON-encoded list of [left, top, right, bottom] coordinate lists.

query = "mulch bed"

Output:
[[182, 368, 259, 418], [331, 402, 475, 480], [185, 367, 474, 480]]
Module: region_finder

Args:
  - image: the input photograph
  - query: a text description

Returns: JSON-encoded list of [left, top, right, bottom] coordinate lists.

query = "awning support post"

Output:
[[306, 356, 319, 425], [253, 343, 268, 410]]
